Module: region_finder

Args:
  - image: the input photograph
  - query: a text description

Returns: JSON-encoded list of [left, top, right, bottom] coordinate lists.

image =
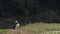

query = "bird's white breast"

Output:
[[16, 23, 20, 27]]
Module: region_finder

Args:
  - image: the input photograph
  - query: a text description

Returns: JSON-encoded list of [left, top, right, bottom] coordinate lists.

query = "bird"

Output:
[[15, 20, 20, 29], [15, 20, 20, 34]]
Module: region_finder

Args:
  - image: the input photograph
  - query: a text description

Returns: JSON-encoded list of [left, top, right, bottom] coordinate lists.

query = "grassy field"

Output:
[[21, 23, 60, 34], [0, 29, 7, 34], [1, 22, 60, 34]]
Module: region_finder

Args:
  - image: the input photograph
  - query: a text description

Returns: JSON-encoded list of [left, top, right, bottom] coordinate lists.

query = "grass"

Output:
[[21, 22, 60, 34], [0, 29, 7, 34], [1, 22, 60, 34]]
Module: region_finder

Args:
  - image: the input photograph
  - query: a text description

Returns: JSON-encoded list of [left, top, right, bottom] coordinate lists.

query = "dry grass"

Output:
[[19, 23, 60, 34], [6, 28, 32, 34], [1, 23, 60, 34]]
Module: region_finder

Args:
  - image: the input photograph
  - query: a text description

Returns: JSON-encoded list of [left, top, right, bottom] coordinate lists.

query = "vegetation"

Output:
[[1, 23, 60, 34], [22, 23, 60, 33], [0, 29, 7, 34]]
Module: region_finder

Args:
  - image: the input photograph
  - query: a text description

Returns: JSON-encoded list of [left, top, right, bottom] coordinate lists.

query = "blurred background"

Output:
[[0, 0, 60, 29]]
